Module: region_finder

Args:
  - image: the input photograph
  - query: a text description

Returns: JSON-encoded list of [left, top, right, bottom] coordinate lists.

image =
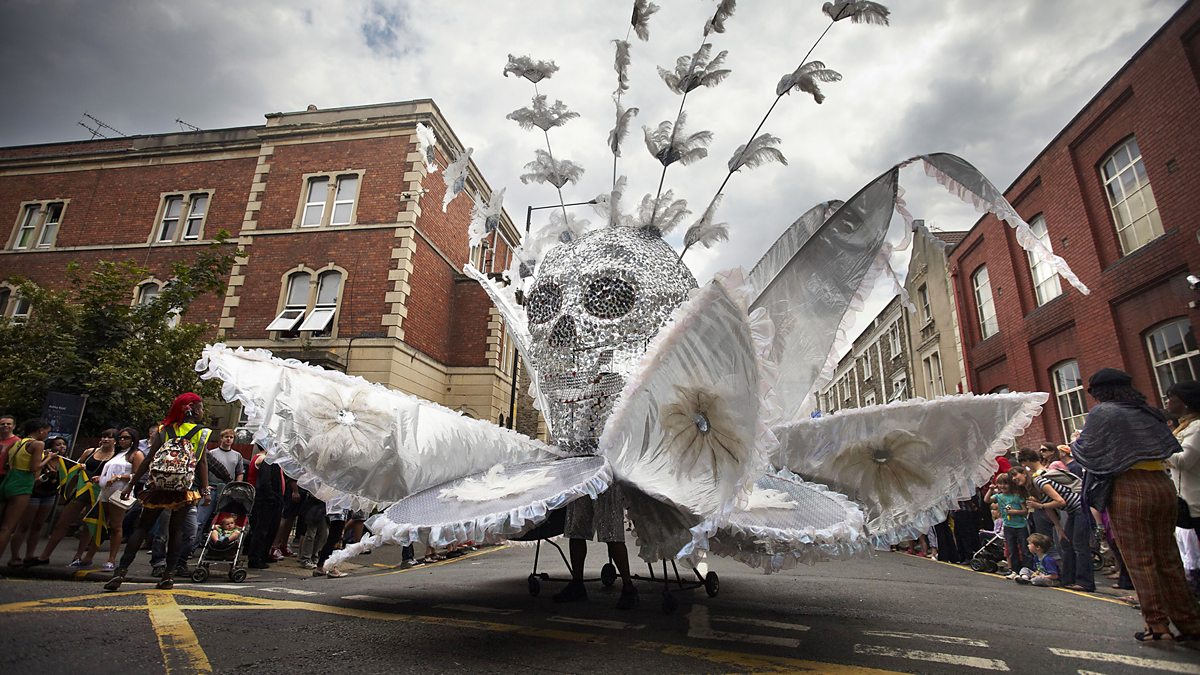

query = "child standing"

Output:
[[1016, 533, 1061, 586], [985, 473, 1029, 577]]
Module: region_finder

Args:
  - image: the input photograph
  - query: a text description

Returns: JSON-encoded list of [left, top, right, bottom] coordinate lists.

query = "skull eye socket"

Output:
[[583, 276, 636, 320], [526, 283, 562, 324]]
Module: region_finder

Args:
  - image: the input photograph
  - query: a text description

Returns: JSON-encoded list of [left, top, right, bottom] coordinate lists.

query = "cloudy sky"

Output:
[[0, 0, 1184, 331]]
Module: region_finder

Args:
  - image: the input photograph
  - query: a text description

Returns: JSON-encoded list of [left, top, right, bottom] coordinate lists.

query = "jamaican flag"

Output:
[[57, 457, 106, 547]]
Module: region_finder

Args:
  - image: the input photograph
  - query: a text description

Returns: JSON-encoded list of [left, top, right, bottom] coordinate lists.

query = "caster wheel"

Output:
[[539, 572, 550, 581], [600, 562, 617, 587], [970, 558, 988, 572], [704, 571, 719, 598], [229, 568, 248, 583], [191, 566, 209, 583], [662, 592, 677, 614], [528, 573, 541, 596]]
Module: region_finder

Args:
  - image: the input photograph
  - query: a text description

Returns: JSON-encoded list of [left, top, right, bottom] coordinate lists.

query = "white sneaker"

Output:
[[101, 562, 115, 571], [68, 559, 90, 568]]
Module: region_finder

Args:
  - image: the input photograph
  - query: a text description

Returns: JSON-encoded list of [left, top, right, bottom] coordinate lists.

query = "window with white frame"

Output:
[[891, 372, 908, 402], [1146, 318, 1199, 401], [155, 192, 210, 243], [1, 287, 31, 324], [972, 265, 998, 339], [11, 201, 65, 250], [268, 269, 343, 338], [299, 174, 361, 227], [863, 391, 876, 407], [861, 348, 873, 380], [923, 350, 944, 397], [136, 282, 161, 306], [1101, 137, 1163, 255], [1026, 215, 1062, 306], [917, 284, 931, 325], [1052, 360, 1087, 441], [888, 322, 903, 359]]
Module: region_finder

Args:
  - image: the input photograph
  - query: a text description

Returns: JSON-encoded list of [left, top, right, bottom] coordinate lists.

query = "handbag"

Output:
[[105, 486, 137, 509]]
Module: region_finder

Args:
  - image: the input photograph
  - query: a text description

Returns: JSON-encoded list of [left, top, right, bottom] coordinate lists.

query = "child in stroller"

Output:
[[191, 480, 254, 583], [970, 504, 1009, 574]]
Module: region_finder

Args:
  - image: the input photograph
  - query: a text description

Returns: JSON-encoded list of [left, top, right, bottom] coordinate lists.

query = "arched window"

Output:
[[1101, 137, 1163, 255], [1026, 215, 1061, 306], [267, 271, 311, 335], [1051, 360, 1087, 441], [972, 265, 998, 339], [136, 282, 161, 306], [1146, 318, 1199, 401], [267, 268, 344, 338], [297, 270, 342, 336]]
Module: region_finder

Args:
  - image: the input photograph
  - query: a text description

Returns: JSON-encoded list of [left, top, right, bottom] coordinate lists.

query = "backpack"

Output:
[[146, 425, 202, 492], [1041, 468, 1082, 495]]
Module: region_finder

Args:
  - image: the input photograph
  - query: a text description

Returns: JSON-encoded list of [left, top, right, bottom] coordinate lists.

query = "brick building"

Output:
[[0, 100, 534, 435], [948, 0, 1200, 445], [818, 295, 914, 414]]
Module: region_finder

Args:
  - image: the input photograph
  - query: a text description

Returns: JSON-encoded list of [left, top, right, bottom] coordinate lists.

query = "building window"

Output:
[[136, 282, 162, 306], [891, 372, 908, 402], [299, 173, 361, 227], [888, 322, 903, 359], [972, 265, 998, 339], [10, 201, 66, 250], [1102, 137, 1163, 255], [1052, 360, 1087, 441], [1026, 215, 1062, 306], [861, 349, 873, 380], [1, 287, 31, 324], [990, 385, 1011, 394], [1146, 319, 1199, 402], [863, 391, 876, 407], [923, 350, 944, 397], [268, 269, 343, 338], [917, 284, 931, 326], [155, 192, 211, 243]]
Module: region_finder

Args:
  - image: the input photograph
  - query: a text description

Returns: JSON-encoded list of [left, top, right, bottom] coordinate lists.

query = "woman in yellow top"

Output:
[[0, 419, 55, 568]]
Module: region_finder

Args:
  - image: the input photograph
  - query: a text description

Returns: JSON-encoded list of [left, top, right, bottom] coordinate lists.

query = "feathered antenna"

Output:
[[606, 1, 663, 225], [503, 53, 583, 231], [682, 2, 888, 259], [644, 1, 740, 231]]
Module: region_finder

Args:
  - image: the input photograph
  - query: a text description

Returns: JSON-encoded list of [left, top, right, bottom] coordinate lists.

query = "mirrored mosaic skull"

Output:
[[525, 226, 697, 446]]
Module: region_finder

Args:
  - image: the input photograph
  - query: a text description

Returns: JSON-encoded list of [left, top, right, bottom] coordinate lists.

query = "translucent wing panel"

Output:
[[771, 393, 1047, 546], [600, 281, 761, 520], [197, 344, 555, 510]]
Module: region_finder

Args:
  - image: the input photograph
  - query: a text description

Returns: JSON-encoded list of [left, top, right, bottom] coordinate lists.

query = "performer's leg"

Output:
[[568, 538, 587, 581]]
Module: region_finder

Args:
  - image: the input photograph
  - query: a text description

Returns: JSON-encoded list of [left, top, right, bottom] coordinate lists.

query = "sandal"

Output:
[[1134, 629, 1173, 642]]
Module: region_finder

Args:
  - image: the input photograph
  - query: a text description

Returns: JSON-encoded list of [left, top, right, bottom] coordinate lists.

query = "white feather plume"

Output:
[[635, 190, 690, 234], [506, 95, 580, 132], [592, 176, 631, 228], [502, 54, 560, 83], [643, 111, 713, 167], [776, 61, 842, 102], [525, 209, 592, 261], [608, 99, 639, 157], [613, 40, 632, 94], [683, 195, 729, 250], [704, 0, 737, 36], [728, 133, 788, 173], [822, 1, 891, 25], [415, 122, 438, 174], [441, 147, 473, 213], [438, 464, 555, 502], [631, 0, 660, 41], [746, 486, 798, 511], [468, 187, 505, 248], [658, 43, 730, 95], [520, 149, 585, 188]]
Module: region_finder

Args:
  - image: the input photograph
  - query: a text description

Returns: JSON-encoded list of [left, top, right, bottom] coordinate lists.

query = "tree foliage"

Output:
[[0, 237, 238, 435]]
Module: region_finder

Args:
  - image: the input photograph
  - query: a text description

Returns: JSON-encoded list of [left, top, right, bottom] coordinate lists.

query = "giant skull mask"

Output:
[[524, 226, 697, 448]]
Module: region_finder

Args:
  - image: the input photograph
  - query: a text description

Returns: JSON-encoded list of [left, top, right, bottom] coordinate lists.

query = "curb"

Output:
[[2, 566, 160, 584]]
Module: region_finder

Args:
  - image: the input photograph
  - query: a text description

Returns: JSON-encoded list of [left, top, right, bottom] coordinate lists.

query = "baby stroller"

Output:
[[191, 481, 255, 583], [970, 529, 1008, 574]]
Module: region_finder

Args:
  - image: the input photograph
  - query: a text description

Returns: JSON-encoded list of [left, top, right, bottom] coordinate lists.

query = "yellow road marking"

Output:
[[146, 593, 213, 675], [0, 588, 148, 612], [640, 642, 901, 674], [914, 554, 1128, 606], [375, 544, 507, 576]]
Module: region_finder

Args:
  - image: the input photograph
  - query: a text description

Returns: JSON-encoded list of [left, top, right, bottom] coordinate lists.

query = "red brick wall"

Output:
[[949, 2, 1200, 444]]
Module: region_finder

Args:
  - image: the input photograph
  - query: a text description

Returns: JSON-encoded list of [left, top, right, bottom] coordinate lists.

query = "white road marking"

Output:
[[1050, 648, 1200, 674], [687, 606, 801, 648], [854, 644, 1010, 671], [719, 616, 810, 632], [193, 584, 248, 590], [435, 603, 520, 615], [863, 630, 988, 647], [1078, 670, 1109, 675], [259, 587, 323, 596], [549, 616, 644, 630], [341, 594, 409, 604]]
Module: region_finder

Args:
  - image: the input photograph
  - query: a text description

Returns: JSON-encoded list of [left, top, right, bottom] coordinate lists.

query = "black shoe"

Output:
[[248, 560, 270, 569], [24, 558, 49, 568], [156, 575, 174, 590], [103, 569, 127, 592], [151, 565, 166, 578], [615, 585, 639, 610], [553, 580, 588, 603]]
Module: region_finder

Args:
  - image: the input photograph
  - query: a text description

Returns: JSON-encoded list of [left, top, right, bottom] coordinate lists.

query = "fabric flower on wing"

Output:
[[439, 464, 554, 502], [658, 384, 752, 480], [295, 383, 395, 474], [746, 486, 797, 511], [826, 430, 932, 511]]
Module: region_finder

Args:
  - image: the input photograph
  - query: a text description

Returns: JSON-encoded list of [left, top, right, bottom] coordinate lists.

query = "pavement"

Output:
[[4, 537, 1200, 674]]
